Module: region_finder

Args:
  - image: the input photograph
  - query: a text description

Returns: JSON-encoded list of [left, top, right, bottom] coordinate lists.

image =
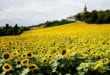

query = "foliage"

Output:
[[75, 10, 110, 24], [0, 24, 29, 36], [35, 19, 73, 28]]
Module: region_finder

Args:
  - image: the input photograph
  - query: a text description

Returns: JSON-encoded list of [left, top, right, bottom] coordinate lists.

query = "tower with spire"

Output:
[[66, 2, 88, 21], [84, 4, 87, 13]]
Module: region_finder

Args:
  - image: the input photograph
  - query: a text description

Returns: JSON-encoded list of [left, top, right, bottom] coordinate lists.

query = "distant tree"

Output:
[[85, 10, 97, 23], [104, 10, 110, 23], [96, 11, 105, 24], [75, 13, 82, 21], [43, 19, 72, 27], [60, 19, 71, 24], [5, 24, 9, 29], [0, 23, 30, 36], [14, 24, 19, 35], [74, 9, 110, 24]]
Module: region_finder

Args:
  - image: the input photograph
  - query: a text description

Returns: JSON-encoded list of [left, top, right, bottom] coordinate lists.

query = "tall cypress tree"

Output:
[[14, 24, 19, 35]]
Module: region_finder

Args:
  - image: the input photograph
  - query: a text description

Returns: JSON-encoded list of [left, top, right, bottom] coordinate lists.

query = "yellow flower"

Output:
[[41, 58, 48, 64], [12, 51, 20, 57], [80, 62, 85, 66], [2, 63, 13, 72], [28, 64, 38, 71], [83, 54, 88, 59], [93, 63, 101, 70], [93, 61, 102, 70], [2, 52, 11, 61], [42, 59, 47, 64], [26, 52, 32, 58], [62, 50, 67, 55], [104, 58, 109, 65], [15, 60, 21, 65], [100, 52, 104, 58], [21, 59, 29, 66], [61, 49, 70, 58], [21, 54, 27, 58]]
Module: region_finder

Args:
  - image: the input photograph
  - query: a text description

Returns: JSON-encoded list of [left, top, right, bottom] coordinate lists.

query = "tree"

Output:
[[104, 10, 110, 23], [75, 13, 82, 21], [74, 10, 110, 24], [5, 24, 9, 29], [14, 24, 19, 35], [85, 10, 97, 23], [96, 11, 105, 24]]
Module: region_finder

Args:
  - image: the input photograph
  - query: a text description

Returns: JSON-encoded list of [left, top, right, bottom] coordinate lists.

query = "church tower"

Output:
[[83, 4, 87, 13]]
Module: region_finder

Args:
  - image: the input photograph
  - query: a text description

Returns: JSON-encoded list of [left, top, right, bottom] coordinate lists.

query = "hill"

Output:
[[0, 22, 110, 75], [21, 22, 110, 36]]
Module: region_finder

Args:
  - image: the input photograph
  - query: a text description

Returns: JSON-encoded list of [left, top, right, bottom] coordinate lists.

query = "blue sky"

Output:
[[0, 0, 110, 26]]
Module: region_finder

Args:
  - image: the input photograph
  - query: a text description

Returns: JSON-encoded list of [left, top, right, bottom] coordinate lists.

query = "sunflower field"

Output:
[[0, 22, 110, 75]]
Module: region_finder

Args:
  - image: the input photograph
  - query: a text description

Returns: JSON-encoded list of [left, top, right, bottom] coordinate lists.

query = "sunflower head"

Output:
[[2, 63, 13, 72], [21, 54, 27, 58], [15, 60, 21, 65], [42, 59, 48, 64], [26, 53, 32, 58], [62, 50, 67, 55], [28, 64, 38, 71], [12, 51, 19, 57], [100, 52, 104, 58], [104, 58, 109, 65], [2, 52, 11, 61], [21, 59, 29, 67]]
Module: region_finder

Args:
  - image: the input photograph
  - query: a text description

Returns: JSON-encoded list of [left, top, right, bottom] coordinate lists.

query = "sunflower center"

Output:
[[43, 60, 47, 63], [29, 66, 35, 69], [27, 53, 32, 57], [62, 50, 66, 55], [23, 61, 27, 64], [4, 54, 10, 59], [5, 65, 10, 69], [17, 61, 21, 64]]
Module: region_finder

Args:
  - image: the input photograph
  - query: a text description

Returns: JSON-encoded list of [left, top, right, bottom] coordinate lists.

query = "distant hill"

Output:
[[21, 22, 110, 36], [28, 19, 74, 29]]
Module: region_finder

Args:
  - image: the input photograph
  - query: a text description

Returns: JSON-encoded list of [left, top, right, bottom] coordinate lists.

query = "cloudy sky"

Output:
[[0, 0, 110, 26]]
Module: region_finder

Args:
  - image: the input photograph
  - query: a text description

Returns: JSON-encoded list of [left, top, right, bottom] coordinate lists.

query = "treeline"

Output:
[[37, 19, 73, 28], [75, 10, 110, 24], [0, 24, 29, 36]]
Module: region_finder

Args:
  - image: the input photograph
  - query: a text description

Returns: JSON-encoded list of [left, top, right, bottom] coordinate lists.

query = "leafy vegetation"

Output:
[[0, 24, 29, 36], [29, 19, 73, 28], [0, 22, 110, 75], [75, 10, 110, 24]]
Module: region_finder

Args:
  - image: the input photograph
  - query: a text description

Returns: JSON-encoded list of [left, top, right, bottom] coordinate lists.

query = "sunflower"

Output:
[[28, 64, 38, 71], [41, 49, 45, 53], [42, 58, 48, 64], [43, 59, 47, 63], [26, 52, 32, 58], [62, 50, 67, 55], [2, 63, 13, 72], [21, 54, 27, 58], [100, 52, 104, 58], [17, 50, 21, 53], [93, 61, 103, 70], [104, 58, 109, 65], [83, 54, 88, 59], [15, 60, 21, 65], [93, 63, 101, 70], [2, 52, 11, 61], [45, 54, 52, 59], [21, 59, 29, 67], [12, 51, 20, 57], [61, 49, 70, 57]]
